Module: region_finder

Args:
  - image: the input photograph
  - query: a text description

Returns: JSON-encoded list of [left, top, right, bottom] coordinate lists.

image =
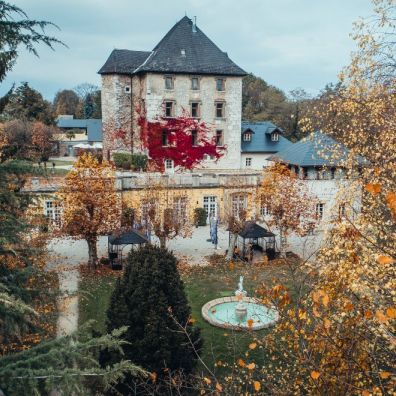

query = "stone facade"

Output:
[[101, 72, 243, 169]]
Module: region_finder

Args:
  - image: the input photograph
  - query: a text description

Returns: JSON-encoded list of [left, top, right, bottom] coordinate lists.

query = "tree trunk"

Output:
[[86, 236, 98, 269], [279, 228, 287, 258], [226, 233, 237, 261], [159, 236, 166, 249]]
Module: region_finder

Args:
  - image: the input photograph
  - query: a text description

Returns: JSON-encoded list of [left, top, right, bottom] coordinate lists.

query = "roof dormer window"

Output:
[[271, 132, 279, 142], [243, 132, 252, 142]]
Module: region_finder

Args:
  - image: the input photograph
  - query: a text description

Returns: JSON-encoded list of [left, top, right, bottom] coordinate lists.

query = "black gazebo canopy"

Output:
[[238, 222, 275, 239], [108, 230, 148, 246], [108, 229, 149, 269]]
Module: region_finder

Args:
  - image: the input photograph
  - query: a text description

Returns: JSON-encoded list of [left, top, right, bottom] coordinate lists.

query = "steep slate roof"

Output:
[[269, 131, 367, 167], [98, 16, 246, 76], [98, 50, 151, 74], [57, 118, 102, 142], [241, 121, 293, 153]]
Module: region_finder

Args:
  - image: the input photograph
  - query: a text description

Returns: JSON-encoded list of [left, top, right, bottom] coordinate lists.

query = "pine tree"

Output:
[[104, 245, 202, 390]]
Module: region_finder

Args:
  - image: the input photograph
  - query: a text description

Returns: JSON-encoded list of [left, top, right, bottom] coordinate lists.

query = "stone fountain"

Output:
[[201, 275, 279, 331]]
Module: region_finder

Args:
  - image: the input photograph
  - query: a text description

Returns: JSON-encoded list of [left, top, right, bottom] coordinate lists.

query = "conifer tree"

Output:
[[104, 245, 202, 392]]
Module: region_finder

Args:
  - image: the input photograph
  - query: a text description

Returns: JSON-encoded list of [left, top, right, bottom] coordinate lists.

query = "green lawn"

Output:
[[78, 258, 293, 371], [78, 272, 118, 334]]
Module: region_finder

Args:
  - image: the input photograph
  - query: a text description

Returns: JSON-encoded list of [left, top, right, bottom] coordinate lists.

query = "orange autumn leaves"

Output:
[[365, 182, 396, 219]]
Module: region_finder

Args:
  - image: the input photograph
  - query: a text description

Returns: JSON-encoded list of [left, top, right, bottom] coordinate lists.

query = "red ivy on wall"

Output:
[[138, 109, 226, 172]]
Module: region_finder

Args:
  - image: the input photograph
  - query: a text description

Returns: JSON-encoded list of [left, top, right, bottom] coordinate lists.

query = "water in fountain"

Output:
[[201, 275, 279, 330]]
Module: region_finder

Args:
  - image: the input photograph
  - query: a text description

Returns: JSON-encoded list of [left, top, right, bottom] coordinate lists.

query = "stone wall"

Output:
[[101, 74, 134, 160], [101, 72, 243, 169], [143, 73, 242, 170]]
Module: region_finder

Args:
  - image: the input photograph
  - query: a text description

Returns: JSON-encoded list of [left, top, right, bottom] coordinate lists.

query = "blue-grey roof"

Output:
[[57, 118, 102, 142], [99, 16, 246, 76], [98, 50, 152, 74], [269, 131, 367, 167], [241, 121, 292, 153]]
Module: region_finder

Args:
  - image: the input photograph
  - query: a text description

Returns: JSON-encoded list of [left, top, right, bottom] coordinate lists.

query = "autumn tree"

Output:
[[58, 153, 121, 269], [137, 178, 191, 249], [53, 89, 80, 117], [247, 1, 396, 394], [258, 163, 317, 256], [0, 119, 34, 160], [31, 121, 56, 162], [223, 178, 251, 261], [242, 73, 289, 127]]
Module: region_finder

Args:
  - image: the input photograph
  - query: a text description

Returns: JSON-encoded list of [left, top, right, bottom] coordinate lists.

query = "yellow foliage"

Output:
[[376, 255, 394, 265], [253, 381, 261, 392], [365, 183, 381, 195], [248, 342, 257, 350], [310, 371, 320, 380]]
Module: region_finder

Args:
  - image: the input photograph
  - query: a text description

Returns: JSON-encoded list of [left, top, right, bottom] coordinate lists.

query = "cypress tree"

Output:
[[104, 245, 202, 386]]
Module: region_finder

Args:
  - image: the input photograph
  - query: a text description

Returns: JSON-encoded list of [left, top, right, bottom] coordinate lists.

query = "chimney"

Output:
[[192, 16, 197, 33]]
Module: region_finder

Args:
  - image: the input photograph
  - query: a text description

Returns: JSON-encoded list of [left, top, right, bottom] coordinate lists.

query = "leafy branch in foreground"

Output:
[[0, 323, 146, 396], [0, 1, 65, 83]]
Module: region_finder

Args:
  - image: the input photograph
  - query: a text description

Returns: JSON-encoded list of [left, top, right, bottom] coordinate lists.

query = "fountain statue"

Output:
[[235, 275, 248, 320]]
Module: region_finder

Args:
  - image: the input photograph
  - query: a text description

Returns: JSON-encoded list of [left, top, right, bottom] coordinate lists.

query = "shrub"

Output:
[[102, 245, 202, 390], [112, 153, 131, 168], [112, 153, 148, 171], [194, 207, 207, 226], [131, 153, 147, 171]]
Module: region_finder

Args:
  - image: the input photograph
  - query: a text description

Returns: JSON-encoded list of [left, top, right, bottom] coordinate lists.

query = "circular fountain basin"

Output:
[[201, 296, 278, 330]]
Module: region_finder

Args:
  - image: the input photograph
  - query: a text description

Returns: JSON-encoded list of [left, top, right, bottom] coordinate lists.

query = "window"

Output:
[[216, 78, 225, 91], [165, 76, 174, 90], [271, 132, 279, 141], [215, 102, 224, 118], [243, 132, 252, 142], [164, 101, 174, 117], [245, 157, 252, 167], [162, 130, 169, 146], [124, 86, 131, 93], [300, 167, 308, 180], [216, 130, 223, 146], [316, 203, 324, 220], [44, 200, 62, 226], [165, 159, 173, 170], [174, 196, 187, 220], [191, 130, 198, 146], [260, 205, 271, 216], [191, 77, 199, 90], [232, 194, 247, 218], [191, 102, 200, 118]]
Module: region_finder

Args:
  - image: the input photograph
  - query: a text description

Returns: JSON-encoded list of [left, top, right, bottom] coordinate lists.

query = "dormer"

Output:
[[266, 127, 283, 142], [242, 128, 254, 142]]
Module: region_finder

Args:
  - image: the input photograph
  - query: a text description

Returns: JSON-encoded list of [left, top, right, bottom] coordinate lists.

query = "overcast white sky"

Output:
[[1, 0, 373, 101]]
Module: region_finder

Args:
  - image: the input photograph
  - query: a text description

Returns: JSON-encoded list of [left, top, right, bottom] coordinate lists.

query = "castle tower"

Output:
[[98, 16, 246, 169]]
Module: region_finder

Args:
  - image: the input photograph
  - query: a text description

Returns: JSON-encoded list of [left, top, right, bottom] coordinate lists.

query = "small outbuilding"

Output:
[[108, 229, 148, 269], [230, 221, 277, 261]]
